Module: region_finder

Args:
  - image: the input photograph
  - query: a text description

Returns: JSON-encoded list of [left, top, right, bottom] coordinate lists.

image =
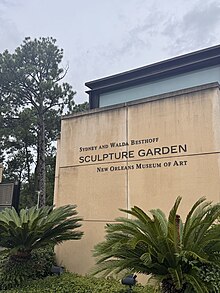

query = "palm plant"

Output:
[[0, 205, 83, 261], [93, 197, 220, 292]]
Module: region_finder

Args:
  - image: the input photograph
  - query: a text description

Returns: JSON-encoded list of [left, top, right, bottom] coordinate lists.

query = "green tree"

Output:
[[72, 101, 89, 113], [93, 197, 220, 292], [1, 101, 89, 208], [2, 108, 36, 183], [0, 205, 83, 261], [0, 37, 75, 207]]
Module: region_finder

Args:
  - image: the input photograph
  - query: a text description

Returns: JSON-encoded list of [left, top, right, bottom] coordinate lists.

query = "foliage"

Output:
[[93, 197, 220, 292], [1, 107, 60, 207], [1, 108, 36, 181], [71, 101, 89, 113], [2, 101, 89, 209], [0, 37, 90, 208], [0, 272, 156, 293], [0, 37, 76, 206], [198, 263, 220, 292], [0, 205, 83, 260], [0, 246, 55, 290]]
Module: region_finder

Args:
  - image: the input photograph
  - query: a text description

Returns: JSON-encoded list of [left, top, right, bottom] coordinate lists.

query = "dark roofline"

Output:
[[64, 82, 220, 120], [86, 44, 220, 109]]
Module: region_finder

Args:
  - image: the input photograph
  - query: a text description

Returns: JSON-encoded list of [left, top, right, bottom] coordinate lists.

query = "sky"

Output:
[[0, 0, 220, 104]]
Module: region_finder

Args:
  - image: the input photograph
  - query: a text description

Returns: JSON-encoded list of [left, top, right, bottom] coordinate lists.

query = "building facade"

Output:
[[54, 45, 220, 275]]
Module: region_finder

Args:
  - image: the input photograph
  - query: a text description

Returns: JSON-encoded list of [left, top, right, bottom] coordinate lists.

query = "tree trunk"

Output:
[[10, 250, 32, 262], [38, 112, 46, 207], [34, 140, 40, 198], [161, 279, 186, 293], [24, 142, 34, 202]]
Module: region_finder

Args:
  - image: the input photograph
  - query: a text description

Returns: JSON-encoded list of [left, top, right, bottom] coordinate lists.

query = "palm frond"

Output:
[[184, 271, 210, 293], [0, 205, 83, 258], [93, 196, 220, 292]]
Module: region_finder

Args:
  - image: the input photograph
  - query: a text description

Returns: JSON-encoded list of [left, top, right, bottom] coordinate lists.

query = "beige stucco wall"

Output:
[[54, 84, 220, 276]]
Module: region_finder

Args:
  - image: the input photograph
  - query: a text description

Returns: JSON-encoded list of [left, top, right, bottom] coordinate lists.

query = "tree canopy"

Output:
[[0, 37, 87, 207]]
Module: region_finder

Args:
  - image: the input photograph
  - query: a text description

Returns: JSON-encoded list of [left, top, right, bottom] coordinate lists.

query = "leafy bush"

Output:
[[0, 205, 83, 262], [1, 273, 156, 293], [0, 205, 83, 290], [93, 197, 220, 292], [198, 263, 220, 293], [0, 246, 55, 290]]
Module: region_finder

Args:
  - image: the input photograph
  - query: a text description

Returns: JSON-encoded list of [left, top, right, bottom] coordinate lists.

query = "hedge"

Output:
[[0, 246, 55, 290], [1, 273, 156, 293]]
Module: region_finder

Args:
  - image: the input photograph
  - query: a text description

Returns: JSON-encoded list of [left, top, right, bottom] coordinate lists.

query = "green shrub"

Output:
[[198, 263, 220, 293], [0, 205, 83, 262], [0, 246, 55, 290], [93, 197, 220, 292], [1, 273, 156, 293]]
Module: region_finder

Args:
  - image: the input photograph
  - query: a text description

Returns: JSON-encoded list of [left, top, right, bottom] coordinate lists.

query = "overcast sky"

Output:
[[0, 0, 220, 103]]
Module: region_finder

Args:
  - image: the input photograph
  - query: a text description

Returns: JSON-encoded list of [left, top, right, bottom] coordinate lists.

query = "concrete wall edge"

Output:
[[62, 82, 220, 120]]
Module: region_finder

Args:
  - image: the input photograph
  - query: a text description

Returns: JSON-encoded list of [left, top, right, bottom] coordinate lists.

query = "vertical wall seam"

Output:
[[125, 104, 129, 217]]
